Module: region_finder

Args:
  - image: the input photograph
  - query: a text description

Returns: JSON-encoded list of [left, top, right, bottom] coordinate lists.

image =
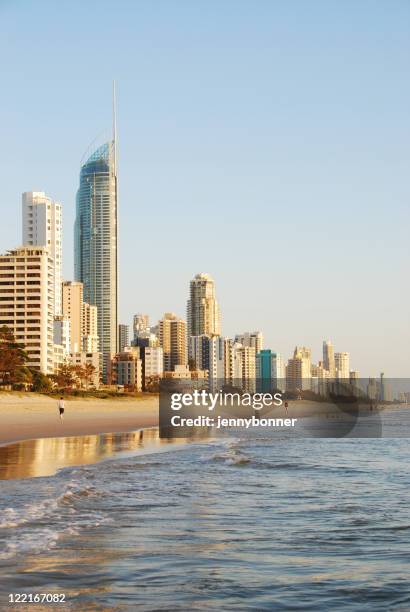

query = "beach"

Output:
[[0, 393, 159, 446]]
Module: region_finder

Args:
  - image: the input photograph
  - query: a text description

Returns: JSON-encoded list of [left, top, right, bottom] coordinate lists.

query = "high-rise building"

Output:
[[22, 191, 62, 316], [323, 340, 335, 377], [286, 347, 312, 392], [62, 281, 83, 352], [53, 316, 71, 356], [235, 331, 263, 354], [82, 302, 99, 353], [74, 98, 118, 379], [133, 314, 149, 340], [118, 324, 129, 352], [62, 281, 99, 353], [189, 335, 225, 391], [256, 350, 285, 392], [335, 352, 350, 379], [158, 313, 187, 371], [0, 247, 55, 374], [187, 273, 220, 339], [224, 341, 256, 392], [224, 339, 243, 386]]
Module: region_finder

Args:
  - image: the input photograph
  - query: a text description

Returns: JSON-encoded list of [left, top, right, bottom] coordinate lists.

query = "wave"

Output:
[[206, 448, 251, 466], [0, 479, 112, 560]]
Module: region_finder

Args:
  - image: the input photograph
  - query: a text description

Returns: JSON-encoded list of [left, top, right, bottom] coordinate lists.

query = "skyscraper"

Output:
[[22, 191, 62, 316], [158, 312, 187, 372], [74, 89, 118, 379], [323, 340, 335, 377], [118, 324, 129, 352], [187, 273, 221, 338]]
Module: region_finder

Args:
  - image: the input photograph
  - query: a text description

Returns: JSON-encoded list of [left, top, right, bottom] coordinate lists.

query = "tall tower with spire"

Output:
[[74, 83, 118, 380]]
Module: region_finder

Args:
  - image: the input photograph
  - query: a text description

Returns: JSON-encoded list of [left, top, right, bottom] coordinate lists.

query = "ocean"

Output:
[[0, 407, 409, 611]]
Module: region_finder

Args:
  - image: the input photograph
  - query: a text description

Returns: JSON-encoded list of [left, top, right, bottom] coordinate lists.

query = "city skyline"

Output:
[[0, 1, 408, 376]]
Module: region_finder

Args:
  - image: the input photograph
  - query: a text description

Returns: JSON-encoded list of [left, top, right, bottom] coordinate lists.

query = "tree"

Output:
[[83, 363, 96, 389], [52, 362, 76, 389], [30, 369, 52, 392], [0, 325, 29, 385], [72, 364, 86, 388]]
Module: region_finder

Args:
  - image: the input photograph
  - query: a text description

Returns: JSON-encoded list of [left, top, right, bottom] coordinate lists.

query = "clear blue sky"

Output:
[[1, 0, 409, 376]]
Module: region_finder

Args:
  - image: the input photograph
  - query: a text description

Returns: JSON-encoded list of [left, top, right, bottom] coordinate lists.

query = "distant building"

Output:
[[0, 246, 55, 374], [158, 313, 187, 371], [323, 340, 335, 378], [62, 281, 99, 353], [144, 346, 164, 381], [224, 339, 244, 387], [133, 314, 149, 340], [53, 316, 71, 370], [235, 331, 263, 355], [256, 350, 285, 392], [111, 347, 142, 391], [164, 365, 208, 381], [118, 324, 129, 352], [82, 302, 99, 353], [22, 191, 62, 316], [187, 273, 221, 340], [70, 351, 100, 388], [286, 347, 311, 392], [189, 335, 225, 391], [132, 330, 159, 349], [335, 352, 350, 379]]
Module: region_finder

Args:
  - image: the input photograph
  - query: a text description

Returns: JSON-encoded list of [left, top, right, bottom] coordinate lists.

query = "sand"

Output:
[[0, 393, 159, 446]]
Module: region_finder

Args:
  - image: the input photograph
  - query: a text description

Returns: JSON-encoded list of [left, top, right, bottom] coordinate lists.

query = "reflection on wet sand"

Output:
[[0, 427, 208, 480]]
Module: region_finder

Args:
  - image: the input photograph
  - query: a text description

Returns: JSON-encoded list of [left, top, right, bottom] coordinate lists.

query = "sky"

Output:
[[0, 0, 409, 376]]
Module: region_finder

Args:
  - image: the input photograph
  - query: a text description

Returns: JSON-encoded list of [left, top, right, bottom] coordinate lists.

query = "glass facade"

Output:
[[74, 141, 118, 379]]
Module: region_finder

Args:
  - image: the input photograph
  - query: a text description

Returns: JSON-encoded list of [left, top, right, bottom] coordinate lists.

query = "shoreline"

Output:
[[0, 393, 159, 446]]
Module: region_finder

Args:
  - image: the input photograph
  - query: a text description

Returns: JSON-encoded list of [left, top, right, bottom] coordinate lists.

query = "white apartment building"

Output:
[[335, 352, 350, 379], [144, 346, 164, 380], [271, 353, 285, 391], [22, 192, 62, 316], [0, 246, 55, 374]]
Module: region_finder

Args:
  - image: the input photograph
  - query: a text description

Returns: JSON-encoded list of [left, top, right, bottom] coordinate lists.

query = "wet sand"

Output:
[[0, 393, 158, 446]]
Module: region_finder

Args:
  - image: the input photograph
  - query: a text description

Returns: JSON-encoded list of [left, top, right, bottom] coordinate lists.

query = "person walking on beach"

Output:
[[58, 397, 65, 422]]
